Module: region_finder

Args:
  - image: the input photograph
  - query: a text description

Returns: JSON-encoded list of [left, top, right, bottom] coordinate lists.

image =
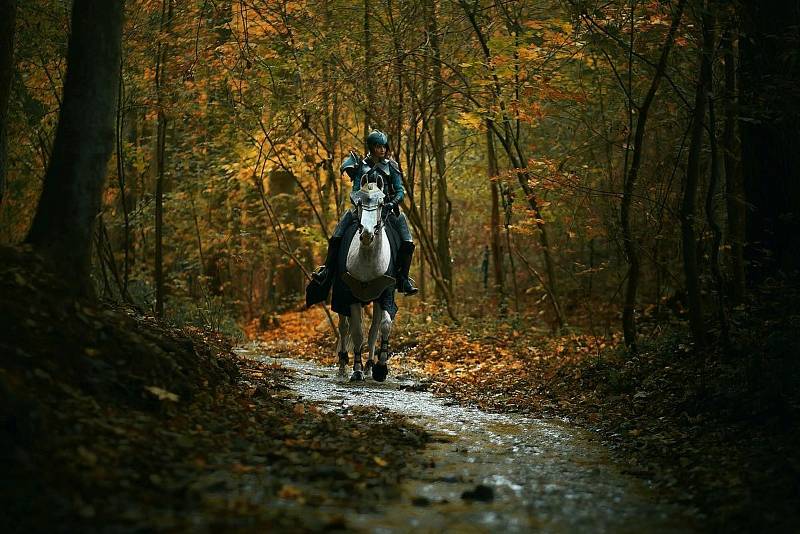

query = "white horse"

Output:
[[335, 175, 395, 382]]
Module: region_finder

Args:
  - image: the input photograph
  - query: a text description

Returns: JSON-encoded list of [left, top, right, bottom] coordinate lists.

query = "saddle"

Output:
[[304, 215, 402, 309]]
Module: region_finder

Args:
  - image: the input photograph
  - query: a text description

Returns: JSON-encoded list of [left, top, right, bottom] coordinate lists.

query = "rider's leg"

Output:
[[394, 213, 419, 295], [312, 211, 353, 284]]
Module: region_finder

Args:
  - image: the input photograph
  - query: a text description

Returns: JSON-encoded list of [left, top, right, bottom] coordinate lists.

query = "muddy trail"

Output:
[[245, 349, 698, 533]]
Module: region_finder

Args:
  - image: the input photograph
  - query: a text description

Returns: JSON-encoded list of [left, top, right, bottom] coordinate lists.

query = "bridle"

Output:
[[356, 174, 386, 236]]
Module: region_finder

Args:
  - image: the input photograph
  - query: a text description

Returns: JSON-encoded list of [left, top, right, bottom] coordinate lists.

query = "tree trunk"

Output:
[[722, 23, 745, 302], [487, 123, 506, 312], [363, 0, 372, 139], [25, 0, 124, 298], [0, 0, 17, 208], [619, 0, 687, 351], [428, 0, 452, 293], [502, 184, 520, 315], [706, 68, 731, 351], [682, 2, 714, 349], [738, 0, 800, 280], [154, 0, 174, 317], [115, 59, 133, 302]]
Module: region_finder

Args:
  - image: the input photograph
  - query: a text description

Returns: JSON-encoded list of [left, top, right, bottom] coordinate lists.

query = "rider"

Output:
[[312, 130, 418, 296]]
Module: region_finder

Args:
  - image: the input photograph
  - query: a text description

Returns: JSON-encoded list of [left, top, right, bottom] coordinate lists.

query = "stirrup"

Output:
[[400, 277, 418, 296]]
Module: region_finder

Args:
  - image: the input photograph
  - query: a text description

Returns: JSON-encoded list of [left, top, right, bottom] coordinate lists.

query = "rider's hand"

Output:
[[383, 201, 395, 214]]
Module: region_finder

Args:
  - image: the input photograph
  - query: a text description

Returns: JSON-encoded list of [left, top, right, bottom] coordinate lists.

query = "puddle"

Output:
[[245, 351, 697, 533]]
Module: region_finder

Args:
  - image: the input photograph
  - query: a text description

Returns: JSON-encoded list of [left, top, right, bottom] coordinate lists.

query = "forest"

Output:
[[2, 0, 799, 531]]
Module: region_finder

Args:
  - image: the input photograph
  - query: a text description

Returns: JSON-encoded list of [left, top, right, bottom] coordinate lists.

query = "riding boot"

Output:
[[396, 241, 419, 296], [312, 236, 342, 286]]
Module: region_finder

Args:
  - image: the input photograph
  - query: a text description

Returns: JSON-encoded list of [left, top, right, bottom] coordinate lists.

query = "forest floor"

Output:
[[4, 242, 798, 532], [255, 284, 800, 533], [1, 246, 429, 532]]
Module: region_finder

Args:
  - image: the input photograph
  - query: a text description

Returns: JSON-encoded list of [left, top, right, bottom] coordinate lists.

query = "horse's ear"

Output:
[[376, 174, 384, 191], [360, 175, 367, 190]]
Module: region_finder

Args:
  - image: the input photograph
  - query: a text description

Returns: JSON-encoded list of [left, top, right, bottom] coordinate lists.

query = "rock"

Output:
[[461, 484, 494, 502], [411, 496, 431, 506]]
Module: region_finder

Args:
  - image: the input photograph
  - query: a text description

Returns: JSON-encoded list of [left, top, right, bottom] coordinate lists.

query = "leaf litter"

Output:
[[1, 246, 429, 532], [261, 300, 800, 532]]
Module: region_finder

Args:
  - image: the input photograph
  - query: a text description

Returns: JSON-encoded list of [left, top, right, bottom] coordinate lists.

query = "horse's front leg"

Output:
[[349, 303, 365, 382], [336, 314, 350, 379], [372, 303, 392, 382]]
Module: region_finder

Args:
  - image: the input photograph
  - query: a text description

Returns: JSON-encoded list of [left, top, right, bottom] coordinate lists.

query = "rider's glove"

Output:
[[383, 201, 395, 214]]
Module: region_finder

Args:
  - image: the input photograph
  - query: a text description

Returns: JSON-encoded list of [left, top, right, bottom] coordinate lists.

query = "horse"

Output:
[[333, 174, 398, 383]]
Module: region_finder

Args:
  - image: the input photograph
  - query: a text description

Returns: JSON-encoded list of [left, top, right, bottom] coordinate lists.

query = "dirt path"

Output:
[[249, 351, 698, 533]]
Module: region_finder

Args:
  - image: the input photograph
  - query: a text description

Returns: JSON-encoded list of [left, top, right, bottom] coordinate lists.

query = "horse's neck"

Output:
[[346, 229, 391, 281]]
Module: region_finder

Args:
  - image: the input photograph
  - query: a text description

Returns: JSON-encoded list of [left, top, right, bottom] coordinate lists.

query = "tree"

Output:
[[618, 0, 687, 351], [153, 0, 174, 318], [25, 0, 124, 298], [0, 0, 18, 207], [681, 0, 714, 349]]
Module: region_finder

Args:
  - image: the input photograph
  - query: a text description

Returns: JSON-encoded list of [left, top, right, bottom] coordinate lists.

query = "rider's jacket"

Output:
[[340, 152, 405, 205]]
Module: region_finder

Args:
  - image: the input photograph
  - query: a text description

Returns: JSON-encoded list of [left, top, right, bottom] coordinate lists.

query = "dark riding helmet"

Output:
[[366, 130, 389, 149]]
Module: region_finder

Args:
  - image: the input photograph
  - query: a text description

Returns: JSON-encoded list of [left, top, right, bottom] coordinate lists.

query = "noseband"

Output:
[[356, 200, 384, 236]]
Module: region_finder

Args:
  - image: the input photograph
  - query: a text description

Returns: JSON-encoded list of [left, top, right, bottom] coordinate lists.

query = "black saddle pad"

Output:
[[305, 273, 332, 308]]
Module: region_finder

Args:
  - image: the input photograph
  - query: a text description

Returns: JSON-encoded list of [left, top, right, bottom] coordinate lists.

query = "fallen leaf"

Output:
[[145, 386, 180, 402]]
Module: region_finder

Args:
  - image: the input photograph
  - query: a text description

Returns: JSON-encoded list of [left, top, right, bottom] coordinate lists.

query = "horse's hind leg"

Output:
[[372, 303, 392, 382], [365, 303, 382, 377], [336, 314, 349, 378], [349, 303, 365, 382]]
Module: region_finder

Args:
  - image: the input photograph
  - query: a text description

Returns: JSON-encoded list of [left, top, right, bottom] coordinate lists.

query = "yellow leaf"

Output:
[[144, 386, 180, 402], [278, 484, 303, 500]]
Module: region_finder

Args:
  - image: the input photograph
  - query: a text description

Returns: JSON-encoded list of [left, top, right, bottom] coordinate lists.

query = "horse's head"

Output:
[[354, 174, 386, 247]]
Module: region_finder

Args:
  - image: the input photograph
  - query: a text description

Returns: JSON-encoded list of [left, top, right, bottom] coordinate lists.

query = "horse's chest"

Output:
[[346, 230, 390, 281]]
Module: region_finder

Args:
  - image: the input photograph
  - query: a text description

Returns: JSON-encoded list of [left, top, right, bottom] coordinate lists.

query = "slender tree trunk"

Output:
[[0, 0, 17, 208], [619, 0, 687, 351], [25, 0, 124, 298], [428, 0, 452, 293], [419, 139, 428, 299], [363, 0, 372, 139], [722, 24, 745, 301], [706, 69, 731, 350], [487, 123, 506, 312], [682, 2, 714, 348], [154, 0, 173, 317], [389, 0, 404, 164], [502, 185, 520, 315], [115, 59, 133, 302]]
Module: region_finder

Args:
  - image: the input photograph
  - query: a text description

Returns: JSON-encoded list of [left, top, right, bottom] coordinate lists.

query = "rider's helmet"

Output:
[[366, 130, 389, 150]]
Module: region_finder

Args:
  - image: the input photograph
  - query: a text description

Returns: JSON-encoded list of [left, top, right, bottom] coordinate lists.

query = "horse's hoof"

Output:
[[364, 360, 373, 378], [373, 363, 388, 382], [350, 370, 365, 382], [337, 354, 348, 379]]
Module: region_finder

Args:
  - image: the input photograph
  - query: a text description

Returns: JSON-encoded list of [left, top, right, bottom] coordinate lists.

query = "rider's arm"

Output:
[[340, 152, 361, 188], [387, 159, 405, 204]]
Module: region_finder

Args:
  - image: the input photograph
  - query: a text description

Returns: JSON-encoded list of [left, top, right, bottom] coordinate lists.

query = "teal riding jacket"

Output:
[[340, 152, 405, 205]]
